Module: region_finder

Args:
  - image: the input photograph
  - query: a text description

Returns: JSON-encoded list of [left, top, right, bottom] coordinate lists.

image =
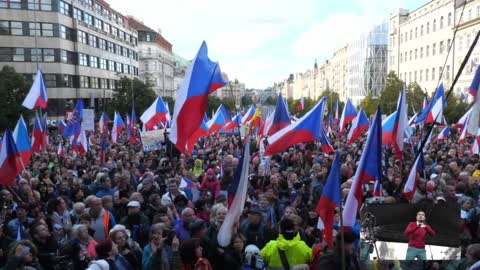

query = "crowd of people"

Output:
[[2, 119, 480, 270]]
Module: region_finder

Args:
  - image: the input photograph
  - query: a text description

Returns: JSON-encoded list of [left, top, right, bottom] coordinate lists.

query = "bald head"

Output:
[[181, 207, 195, 224]]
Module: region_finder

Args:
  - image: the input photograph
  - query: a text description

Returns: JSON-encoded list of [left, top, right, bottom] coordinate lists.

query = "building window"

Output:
[[43, 74, 56, 87], [89, 35, 97, 47], [100, 78, 107, 89], [433, 43, 436, 55], [90, 56, 98, 68], [440, 16, 444, 29], [440, 41, 444, 54], [414, 71, 417, 81], [426, 69, 429, 81], [99, 38, 106, 50], [79, 53, 88, 66], [426, 45, 429, 57], [31, 48, 41, 62], [59, 1, 71, 16], [447, 39, 451, 50], [427, 22, 430, 34], [0, 48, 11, 61], [409, 50, 412, 61], [41, 23, 53, 36], [78, 30, 87, 44], [439, 66, 442, 79], [13, 48, 24, 61], [80, 76, 89, 88], [116, 62, 122, 73], [0, 21, 9, 35], [10, 21, 22, 35], [28, 22, 40, 36], [467, 34, 472, 47], [115, 44, 121, 55], [73, 8, 82, 20], [415, 49, 417, 59], [420, 70, 423, 82], [63, 75, 73, 87], [410, 30, 412, 40], [108, 60, 115, 71], [421, 25, 424, 36], [84, 13, 93, 25], [108, 42, 114, 53], [400, 33, 403, 43], [432, 68, 435, 80], [43, 49, 54, 62], [103, 22, 110, 33], [146, 34, 151, 42], [420, 47, 423, 58], [1, 0, 21, 9], [91, 77, 98, 88], [109, 79, 116, 89], [111, 27, 118, 37], [446, 65, 450, 80], [100, 58, 107, 69], [409, 72, 411, 83], [94, 18, 102, 30], [469, 9, 472, 21], [477, 6, 480, 18], [459, 36, 463, 50], [448, 12, 452, 26], [60, 50, 67, 63], [28, 0, 52, 11], [400, 53, 402, 63], [433, 19, 436, 31]]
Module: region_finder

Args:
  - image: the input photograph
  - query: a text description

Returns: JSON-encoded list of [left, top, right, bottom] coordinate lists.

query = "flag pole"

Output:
[[339, 204, 346, 270]]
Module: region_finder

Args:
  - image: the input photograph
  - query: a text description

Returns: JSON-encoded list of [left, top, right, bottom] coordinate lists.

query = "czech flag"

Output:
[[469, 65, 480, 100], [170, 41, 226, 153], [347, 108, 369, 145], [267, 92, 291, 136], [77, 129, 88, 156], [140, 96, 169, 130], [343, 106, 382, 227], [99, 112, 110, 135], [31, 112, 45, 153], [63, 99, 84, 137], [373, 179, 382, 197], [456, 108, 472, 128], [241, 105, 255, 125], [422, 97, 428, 110], [112, 111, 125, 144], [436, 126, 450, 141], [207, 104, 228, 133], [263, 110, 275, 137], [99, 134, 107, 165], [0, 129, 22, 185], [57, 120, 66, 133], [297, 96, 304, 111], [218, 136, 250, 247], [403, 151, 425, 200], [128, 107, 137, 144], [392, 84, 408, 159], [224, 113, 241, 131], [333, 98, 339, 122], [339, 98, 356, 133], [180, 177, 195, 189], [186, 120, 209, 154], [57, 142, 64, 157], [416, 84, 445, 124], [381, 112, 396, 145], [22, 69, 47, 109], [13, 115, 32, 166], [316, 150, 341, 250], [265, 97, 327, 156]]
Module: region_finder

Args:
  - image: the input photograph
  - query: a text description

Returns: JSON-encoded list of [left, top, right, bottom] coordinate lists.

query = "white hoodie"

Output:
[[86, 259, 109, 270]]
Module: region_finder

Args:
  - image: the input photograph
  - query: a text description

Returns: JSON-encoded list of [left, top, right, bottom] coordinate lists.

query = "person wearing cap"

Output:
[[260, 218, 312, 269], [120, 201, 150, 248], [240, 207, 276, 250], [139, 176, 159, 205], [318, 231, 361, 269]]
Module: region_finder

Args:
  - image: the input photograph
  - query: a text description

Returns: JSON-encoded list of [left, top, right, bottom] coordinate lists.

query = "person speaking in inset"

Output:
[[404, 211, 436, 260]]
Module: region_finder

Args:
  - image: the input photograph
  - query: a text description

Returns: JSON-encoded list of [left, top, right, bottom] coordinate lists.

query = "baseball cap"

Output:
[[127, 201, 141, 208]]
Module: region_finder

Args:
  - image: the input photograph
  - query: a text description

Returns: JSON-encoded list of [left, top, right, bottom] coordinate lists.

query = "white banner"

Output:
[[82, 109, 95, 131], [140, 130, 165, 152]]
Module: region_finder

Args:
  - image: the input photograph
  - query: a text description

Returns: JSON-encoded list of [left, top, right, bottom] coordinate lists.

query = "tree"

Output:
[[444, 95, 469, 123], [161, 96, 175, 113], [359, 91, 379, 116], [107, 77, 156, 117], [407, 82, 427, 114], [0, 66, 33, 130], [206, 96, 222, 117], [241, 95, 254, 108], [380, 71, 404, 114], [264, 95, 277, 106], [221, 97, 236, 114]]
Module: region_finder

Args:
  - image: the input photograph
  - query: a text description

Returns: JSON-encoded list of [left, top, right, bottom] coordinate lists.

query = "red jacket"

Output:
[[404, 222, 435, 249]]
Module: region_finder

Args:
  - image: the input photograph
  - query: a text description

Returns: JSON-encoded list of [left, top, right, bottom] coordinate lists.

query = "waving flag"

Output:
[[99, 112, 110, 135], [381, 112, 396, 145], [297, 96, 304, 111], [207, 104, 228, 133], [57, 142, 64, 157], [0, 129, 21, 185], [343, 107, 382, 227], [77, 129, 88, 156], [224, 113, 241, 131], [416, 84, 445, 124], [403, 151, 425, 200], [141, 96, 169, 130], [263, 110, 275, 137], [393, 84, 408, 159], [334, 98, 339, 122], [469, 65, 480, 100], [373, 179, 382, 197], [57, 120, 66, 133], [170, 41, 226, 152], [347, 109, 369, 145], [22, 69, 47, 109], [436, 126, 450, 141], [180, 177, 195, 189], [63, 99, 84, 136], [186, 120, 209, 154], [218, 136, 250, 247], [99, 134, 107, 165], [316, 150, 341, 250], [128, 107, 137, 144], [31, 113, 45, 153], [265, 97, 326, 156], [339, 98, 357, 133], [471, 129, 480, 154], [267, 92, 291, 136], [13, 116, 31, 166], [112, 111, 125, 144], [422, 97, 428, 110], [241, 105, 255, 125]]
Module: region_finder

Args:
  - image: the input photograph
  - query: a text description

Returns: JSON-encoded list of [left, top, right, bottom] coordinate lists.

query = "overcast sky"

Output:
[[111, 0, 419, 89]]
